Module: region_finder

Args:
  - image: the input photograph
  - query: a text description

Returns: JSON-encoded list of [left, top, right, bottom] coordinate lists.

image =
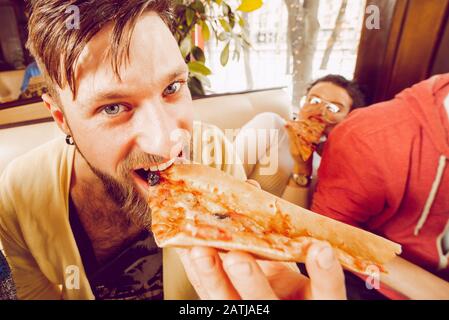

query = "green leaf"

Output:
[[231, 34, 242, 61], [188, 76, 206, 97], [180, 36, 192, 59], [218, 32, 229, 41], [186, 8, 195, 26], [220, 42, 230, 66], [228, 11, 236, 29], [192, 46, 206, 63], [234, 35, 242, 54], [191, 0, 205, 14], [188, 61, 212, 76], [222, 2, 229, 15], [190, 72, 211, 88], [233, 49, 240, 61], [238, 15, 245, 27], [237, 0, 263, 12], [201, 21, 210, 41], [219, 18, 231, 32], [241, 30, 251, 46]]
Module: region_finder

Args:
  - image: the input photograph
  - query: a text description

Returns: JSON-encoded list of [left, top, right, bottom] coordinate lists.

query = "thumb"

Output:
[[222, 251, 279, 300], [305, 243, 346, 300]]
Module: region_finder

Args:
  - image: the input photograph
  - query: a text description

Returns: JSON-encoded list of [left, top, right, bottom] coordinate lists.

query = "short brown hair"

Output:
[[26, 0, 174, 99]]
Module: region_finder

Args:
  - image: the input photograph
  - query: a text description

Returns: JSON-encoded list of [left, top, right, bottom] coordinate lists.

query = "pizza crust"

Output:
[[149, 164, 402, 275]]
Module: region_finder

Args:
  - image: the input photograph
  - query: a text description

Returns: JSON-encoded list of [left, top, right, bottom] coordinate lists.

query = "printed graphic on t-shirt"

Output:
[[89, 232, 163, 300]]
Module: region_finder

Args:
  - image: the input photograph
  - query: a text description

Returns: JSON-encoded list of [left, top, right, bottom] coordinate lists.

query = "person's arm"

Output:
[[282, 162, 312, 208], [312, 124, 449, 299], [0, 176, 62, 300], [281, 123, 314, 208], [380, 256, 449, 300], [0, 231, 62, 299]]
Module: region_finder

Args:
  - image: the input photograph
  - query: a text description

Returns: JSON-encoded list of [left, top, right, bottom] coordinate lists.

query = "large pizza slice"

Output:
[[148, 164, 401, 275]]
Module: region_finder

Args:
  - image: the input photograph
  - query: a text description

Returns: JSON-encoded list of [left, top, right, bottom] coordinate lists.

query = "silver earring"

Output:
[[65, 135, 75, 145]]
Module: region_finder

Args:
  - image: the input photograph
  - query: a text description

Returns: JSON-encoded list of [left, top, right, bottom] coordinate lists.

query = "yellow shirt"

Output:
[[0, 121, 247, 300]]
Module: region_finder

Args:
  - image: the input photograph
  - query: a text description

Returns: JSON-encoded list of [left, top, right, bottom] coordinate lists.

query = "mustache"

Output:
[[118, 150, 167, 174], [116, 151, 170, 228]]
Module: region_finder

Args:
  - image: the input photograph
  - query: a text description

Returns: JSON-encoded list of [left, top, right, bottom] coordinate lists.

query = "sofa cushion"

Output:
[[194, 89, 292, 130]]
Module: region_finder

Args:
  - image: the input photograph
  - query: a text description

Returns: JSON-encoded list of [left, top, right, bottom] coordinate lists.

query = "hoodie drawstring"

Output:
[[414, 155, 448, 236]]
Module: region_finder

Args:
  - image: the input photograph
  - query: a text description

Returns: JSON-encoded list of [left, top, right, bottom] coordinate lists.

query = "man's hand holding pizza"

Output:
[[179, 176, 346, 300], [151, 168, 400, 300], [177, 243, 346, 300]]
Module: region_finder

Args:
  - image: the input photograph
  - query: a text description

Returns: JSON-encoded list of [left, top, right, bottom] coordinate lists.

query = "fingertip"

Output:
[[186, 247, 241, 300], [223, 251, 254, 265], [223, 251, 255, 277], [190, 246, 217, 259], [307, 242, 336, 270], [306, 242, 346, 300], [223, 251, 279, 300]]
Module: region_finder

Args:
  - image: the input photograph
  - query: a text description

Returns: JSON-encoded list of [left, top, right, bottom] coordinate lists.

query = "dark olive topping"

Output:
[[147, 171, 161, 186], [213, 213, 230, 220]]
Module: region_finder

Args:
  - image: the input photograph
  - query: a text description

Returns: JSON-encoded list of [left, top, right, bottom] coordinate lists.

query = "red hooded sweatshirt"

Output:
[[312, 74, 449, 282]]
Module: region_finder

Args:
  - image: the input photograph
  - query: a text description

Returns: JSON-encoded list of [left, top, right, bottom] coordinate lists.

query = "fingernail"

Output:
[[316, 246, 336, 270], [225, 261, 252, 276]]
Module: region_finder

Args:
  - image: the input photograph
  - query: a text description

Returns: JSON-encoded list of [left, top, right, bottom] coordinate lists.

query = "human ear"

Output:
[[42, 93, 71, 136]]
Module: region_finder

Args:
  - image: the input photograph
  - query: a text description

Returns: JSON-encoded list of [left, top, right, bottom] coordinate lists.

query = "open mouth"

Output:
[[308, 115, 326, 123], [133, 151, 183, 186]]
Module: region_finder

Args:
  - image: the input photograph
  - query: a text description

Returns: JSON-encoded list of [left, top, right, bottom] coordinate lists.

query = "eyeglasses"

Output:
[[300, 96, 341, 114]]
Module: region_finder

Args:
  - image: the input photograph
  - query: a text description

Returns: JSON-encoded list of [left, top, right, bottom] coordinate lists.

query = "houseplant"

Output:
[[173, 0, 263, 96]]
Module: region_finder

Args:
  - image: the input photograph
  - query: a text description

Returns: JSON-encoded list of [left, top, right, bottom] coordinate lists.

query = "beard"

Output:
[[67, 121, 191, 230], [79, 148, 165, 230]]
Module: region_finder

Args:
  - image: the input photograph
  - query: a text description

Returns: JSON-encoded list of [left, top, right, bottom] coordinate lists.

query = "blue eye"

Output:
[[163, 81, 182, 96], [102, 104, 126, 116]]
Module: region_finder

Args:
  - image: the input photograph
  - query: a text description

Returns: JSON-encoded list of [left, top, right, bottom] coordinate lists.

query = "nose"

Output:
[[132, 100, 182, 160]]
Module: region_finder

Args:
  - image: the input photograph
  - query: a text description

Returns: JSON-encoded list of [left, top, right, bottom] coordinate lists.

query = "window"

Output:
[[204, 0, 366, 104]]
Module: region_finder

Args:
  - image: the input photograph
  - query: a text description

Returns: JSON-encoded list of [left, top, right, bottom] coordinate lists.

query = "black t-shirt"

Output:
[[0, 250, 17, 300], [69, 197, 163, 300]]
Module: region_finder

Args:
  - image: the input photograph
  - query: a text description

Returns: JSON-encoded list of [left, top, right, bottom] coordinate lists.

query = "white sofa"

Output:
[[0, 88, 293, 175]]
